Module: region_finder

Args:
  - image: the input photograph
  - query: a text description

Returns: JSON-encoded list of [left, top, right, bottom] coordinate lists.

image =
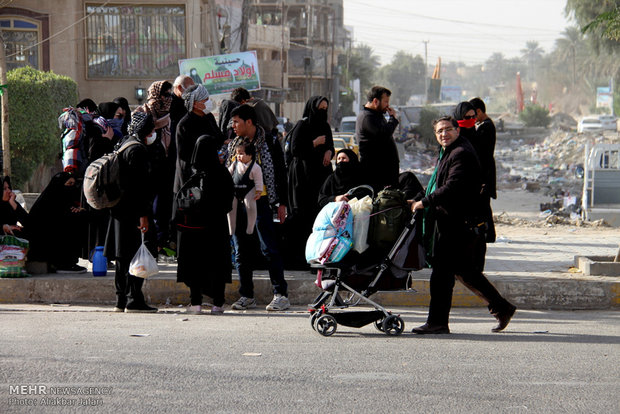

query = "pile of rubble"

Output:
[[400, 126, 618, 227]]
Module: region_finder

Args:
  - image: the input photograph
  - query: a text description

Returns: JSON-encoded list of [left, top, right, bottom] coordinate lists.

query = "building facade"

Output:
[[1, 0, 347, 121]]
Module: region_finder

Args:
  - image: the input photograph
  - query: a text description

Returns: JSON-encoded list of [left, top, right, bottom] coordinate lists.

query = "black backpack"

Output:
[[368, 188, 412, 252], [283, 117, 307, 168]]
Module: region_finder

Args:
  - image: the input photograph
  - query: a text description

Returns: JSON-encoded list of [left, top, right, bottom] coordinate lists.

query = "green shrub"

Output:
[[3, 67, 78, 187], [519, 104, 551, 127], [418, 106, 442, 145]]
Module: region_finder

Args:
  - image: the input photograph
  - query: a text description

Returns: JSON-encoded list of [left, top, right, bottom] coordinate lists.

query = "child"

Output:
[[227, 140, 263, 235]]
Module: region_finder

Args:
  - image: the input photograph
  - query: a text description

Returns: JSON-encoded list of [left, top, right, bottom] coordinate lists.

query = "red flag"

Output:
[[516, 72, 524, 113]]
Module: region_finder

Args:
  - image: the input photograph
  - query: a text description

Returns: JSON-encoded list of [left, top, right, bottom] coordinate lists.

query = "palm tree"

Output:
[[520, 41, 544, 82], [554, 27, 585, 87]]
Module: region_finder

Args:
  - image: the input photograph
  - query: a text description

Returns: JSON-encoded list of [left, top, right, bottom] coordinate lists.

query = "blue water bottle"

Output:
[[92, 246, 107, 277]]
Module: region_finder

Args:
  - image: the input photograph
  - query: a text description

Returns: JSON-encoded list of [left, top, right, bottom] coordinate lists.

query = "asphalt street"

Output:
[[1, 305, 618, 413]]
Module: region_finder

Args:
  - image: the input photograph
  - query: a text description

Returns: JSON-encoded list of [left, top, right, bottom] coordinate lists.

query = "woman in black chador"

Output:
[[318, 148, 363, 208], [286, 95, 334, 268], [174, 135, 234, 314]]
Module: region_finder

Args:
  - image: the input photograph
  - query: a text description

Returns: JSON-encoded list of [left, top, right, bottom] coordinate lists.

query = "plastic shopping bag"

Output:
[[348, 195, 373, 254], [129, 234, 158, 279], [305, 201, 353, 264], [0, 235, 29, 278]]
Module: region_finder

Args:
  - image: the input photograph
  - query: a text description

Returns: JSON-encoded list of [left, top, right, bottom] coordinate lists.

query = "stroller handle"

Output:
[[345, 185, 374, 199]]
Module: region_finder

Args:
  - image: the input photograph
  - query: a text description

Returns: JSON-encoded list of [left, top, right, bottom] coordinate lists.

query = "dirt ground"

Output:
[[492, 188, 619, 240]]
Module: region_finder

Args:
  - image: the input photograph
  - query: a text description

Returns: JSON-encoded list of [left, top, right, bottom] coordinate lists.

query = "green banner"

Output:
[[178, 51, 261, 95]]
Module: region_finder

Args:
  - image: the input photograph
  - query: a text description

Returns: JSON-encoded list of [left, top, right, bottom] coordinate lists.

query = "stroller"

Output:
[[308, 187, 425, 337]]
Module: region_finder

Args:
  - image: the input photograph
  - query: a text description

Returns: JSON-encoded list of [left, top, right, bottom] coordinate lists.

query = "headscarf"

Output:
[[127, 111, 155, 141], [182, 84, 210, 113], [113, 96, 131, 136], [76, 99, 97, 113], [452, 101, 476, 141], [145, 80, 173, 116], [97, 102, 123, 139], [192, 135, 221, 174], [303, 95, 329, 125], [332, 149, 361, 192], [136, 80, 173, 152]]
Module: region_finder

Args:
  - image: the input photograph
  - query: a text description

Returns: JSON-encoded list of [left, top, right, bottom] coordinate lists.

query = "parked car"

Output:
[[339, 116, 356, 133], [598, 114, 617, 131], [577, 116, 603, 133]]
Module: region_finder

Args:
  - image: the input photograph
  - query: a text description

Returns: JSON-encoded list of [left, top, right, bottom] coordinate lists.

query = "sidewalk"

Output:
[[1, 224, 618, 310]]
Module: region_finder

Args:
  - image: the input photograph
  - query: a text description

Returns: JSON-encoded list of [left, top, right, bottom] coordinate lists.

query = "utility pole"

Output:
[[423, 40, 429, 104], [207, 0, 221, 55], [240, 0, 250, 51], [0, 31, 10, 176], [280, 0, 286, 116]]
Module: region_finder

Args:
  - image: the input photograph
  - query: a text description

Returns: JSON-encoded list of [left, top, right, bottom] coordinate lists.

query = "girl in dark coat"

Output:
[[104, 112, 158, 313], [286, 96, 335, 267], [318, 149, 363, 208], [174, 135, 234, 314]]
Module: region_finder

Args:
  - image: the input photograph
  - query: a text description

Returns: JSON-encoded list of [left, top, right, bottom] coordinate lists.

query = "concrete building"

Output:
[[0, 0, 347, 121]]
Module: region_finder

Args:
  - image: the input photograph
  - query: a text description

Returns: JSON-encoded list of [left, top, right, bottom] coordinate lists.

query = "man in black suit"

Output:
[[410, 116, 515, 334]]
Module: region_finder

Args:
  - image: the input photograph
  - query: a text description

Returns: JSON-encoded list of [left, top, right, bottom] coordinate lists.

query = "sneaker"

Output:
[[112, 306, 125, 313], [125, 303, 158, 313], [186, 305, 202, 315], [55, 264, 87, 274], [231, 297, 256, 310], [266, 294, 290, 311], [211, 306, 224, 315]]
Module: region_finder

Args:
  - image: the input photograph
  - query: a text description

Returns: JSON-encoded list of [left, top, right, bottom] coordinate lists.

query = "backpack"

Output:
[[284, 117, 307, 168], [368, 188, 411, 252], [83, 139, 141, 210]]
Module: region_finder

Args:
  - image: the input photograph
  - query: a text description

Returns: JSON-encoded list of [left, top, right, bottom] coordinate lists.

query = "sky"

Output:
[[343, 0, 574, 66]]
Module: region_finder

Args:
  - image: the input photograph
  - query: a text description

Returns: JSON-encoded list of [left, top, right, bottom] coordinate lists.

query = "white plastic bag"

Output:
[[348, 195, 373, 253], [129, 234, 159, 279]]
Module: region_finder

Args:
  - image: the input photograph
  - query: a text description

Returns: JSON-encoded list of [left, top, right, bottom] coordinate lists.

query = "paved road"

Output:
[[1, 305, 618, 413]]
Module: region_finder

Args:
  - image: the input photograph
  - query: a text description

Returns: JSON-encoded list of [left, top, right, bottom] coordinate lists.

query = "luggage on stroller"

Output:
[[309, 206, 425, 337]]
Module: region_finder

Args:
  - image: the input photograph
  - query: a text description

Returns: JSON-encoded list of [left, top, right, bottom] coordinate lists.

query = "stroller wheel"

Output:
[[316, 314, 337, 336], [310, 312, 320, 331], [374, 318, 385, 332], [382, 315, 405, 336]]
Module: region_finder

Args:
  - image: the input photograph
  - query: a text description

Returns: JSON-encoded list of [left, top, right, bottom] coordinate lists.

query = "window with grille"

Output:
[[85, 4, 186, 79], [0, 17, 40, 71]]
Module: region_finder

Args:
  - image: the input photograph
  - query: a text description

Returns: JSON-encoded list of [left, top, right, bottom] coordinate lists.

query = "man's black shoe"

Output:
[[125, 303, 158, 313], [492, 305, 516, 332], [411, 323, 450, 335]]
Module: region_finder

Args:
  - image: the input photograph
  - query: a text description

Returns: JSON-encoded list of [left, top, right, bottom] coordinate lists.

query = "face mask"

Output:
[[203, 99, 214, 114], [145, 132, 157, 145], [316, 109, 328, 123], [336, 161, 352, 174], [457, 118, 476, 129]]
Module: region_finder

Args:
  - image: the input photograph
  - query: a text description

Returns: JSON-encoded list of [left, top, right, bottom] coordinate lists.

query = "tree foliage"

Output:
[[565, 0, 620, 53], [347, 44, 380, 96], [4, 67, 78, 187], [377, 51, 425, 105]]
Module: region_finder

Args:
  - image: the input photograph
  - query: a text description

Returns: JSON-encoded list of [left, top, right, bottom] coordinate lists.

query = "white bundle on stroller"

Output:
[[305, 201, 353, 264]]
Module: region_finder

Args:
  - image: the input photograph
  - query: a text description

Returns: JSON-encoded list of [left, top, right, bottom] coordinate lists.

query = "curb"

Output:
[[1, 270, 618, 310]]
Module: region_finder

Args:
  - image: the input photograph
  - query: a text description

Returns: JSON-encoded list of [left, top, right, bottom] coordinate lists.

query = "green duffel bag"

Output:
[[368, 188, 411, 252]]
